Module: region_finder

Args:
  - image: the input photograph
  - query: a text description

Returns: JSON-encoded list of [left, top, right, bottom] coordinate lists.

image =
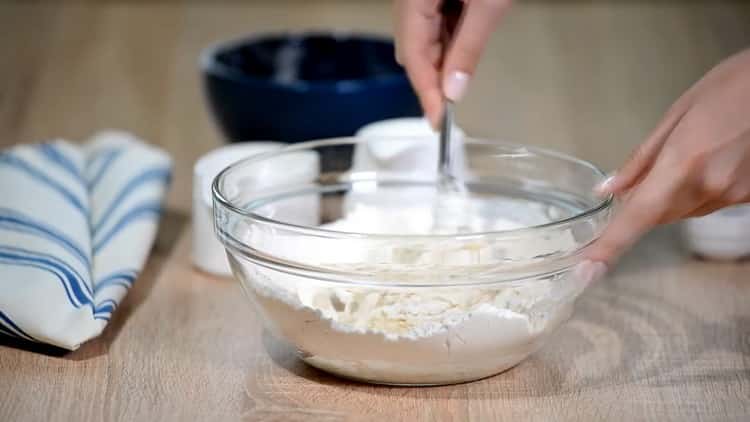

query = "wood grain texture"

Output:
[[1, 1, 750, 421]]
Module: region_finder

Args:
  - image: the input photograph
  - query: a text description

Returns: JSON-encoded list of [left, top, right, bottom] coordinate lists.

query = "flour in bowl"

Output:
[[234, 194, 584, 384]]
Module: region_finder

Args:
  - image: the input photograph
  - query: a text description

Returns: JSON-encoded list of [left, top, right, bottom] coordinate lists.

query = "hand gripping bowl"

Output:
[[213, 137, 612, 386]]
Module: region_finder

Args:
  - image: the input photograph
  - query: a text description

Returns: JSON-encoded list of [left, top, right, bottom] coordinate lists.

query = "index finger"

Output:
[[396, 0, 444, 126]]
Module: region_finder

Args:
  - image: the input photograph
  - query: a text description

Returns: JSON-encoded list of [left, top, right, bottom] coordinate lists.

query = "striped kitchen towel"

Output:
[[0, 131, 171, 350]]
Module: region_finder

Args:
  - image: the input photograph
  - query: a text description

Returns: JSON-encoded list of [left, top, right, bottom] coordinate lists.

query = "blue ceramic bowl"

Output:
[[201, 32, 422, 143]]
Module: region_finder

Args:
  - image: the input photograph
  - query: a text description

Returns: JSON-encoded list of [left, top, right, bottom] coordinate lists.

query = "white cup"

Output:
[[681, 204, 750, 260], [193, 142, 283, 276]]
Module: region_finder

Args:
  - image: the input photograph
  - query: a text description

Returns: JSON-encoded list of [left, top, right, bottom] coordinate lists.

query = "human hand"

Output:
[[585, 48, 750, 274], [394, 0, 512, 126]]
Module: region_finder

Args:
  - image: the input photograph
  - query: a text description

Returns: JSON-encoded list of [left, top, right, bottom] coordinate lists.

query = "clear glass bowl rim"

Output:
[[213, 136, 613, 287], [212, 136, 613, 241]]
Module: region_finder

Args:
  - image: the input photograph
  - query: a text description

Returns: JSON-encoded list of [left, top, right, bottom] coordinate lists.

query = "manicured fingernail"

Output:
[[426, 113, 440, 130], [595, 173, 617, 195], [443, 71, 470, 102], [576, 260, 608, 285]]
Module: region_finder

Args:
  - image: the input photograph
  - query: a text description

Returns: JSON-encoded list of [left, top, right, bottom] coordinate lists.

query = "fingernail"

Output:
[[443, 71, 470, 102], [595, 173, 617, 195], [575, 260, 609, 285], [426, 112, 440, 130]]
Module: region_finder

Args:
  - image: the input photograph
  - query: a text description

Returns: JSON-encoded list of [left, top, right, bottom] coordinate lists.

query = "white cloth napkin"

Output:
[[0, 131, 171, 350]]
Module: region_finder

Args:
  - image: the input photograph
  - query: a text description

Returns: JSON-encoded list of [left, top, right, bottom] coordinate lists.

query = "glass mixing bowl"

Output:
[[213, 137, 612, 386]]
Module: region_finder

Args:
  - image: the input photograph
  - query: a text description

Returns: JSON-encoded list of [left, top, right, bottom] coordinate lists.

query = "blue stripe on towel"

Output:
[[87, 148, 123, 191], [38, 144, 86, 187], [0, 152, 87, 217], [0, 310, 36, 342], [0, 207, 91, 269], [0, 246, 92, 306], [94, 270, 137, 293], [93, 299, 118, 321], [94, 299, 117, 315], [93, 201, 162, 254], [0, 256, 80, 307], [92, 166, 170, 234]]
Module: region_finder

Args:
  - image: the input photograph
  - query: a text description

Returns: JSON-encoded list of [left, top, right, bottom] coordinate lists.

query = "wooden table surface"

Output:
[[2, 1, 750, 421]]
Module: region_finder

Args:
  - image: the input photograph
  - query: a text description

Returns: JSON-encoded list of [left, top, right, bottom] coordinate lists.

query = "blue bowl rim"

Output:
[[200, 31, 412, 94]]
